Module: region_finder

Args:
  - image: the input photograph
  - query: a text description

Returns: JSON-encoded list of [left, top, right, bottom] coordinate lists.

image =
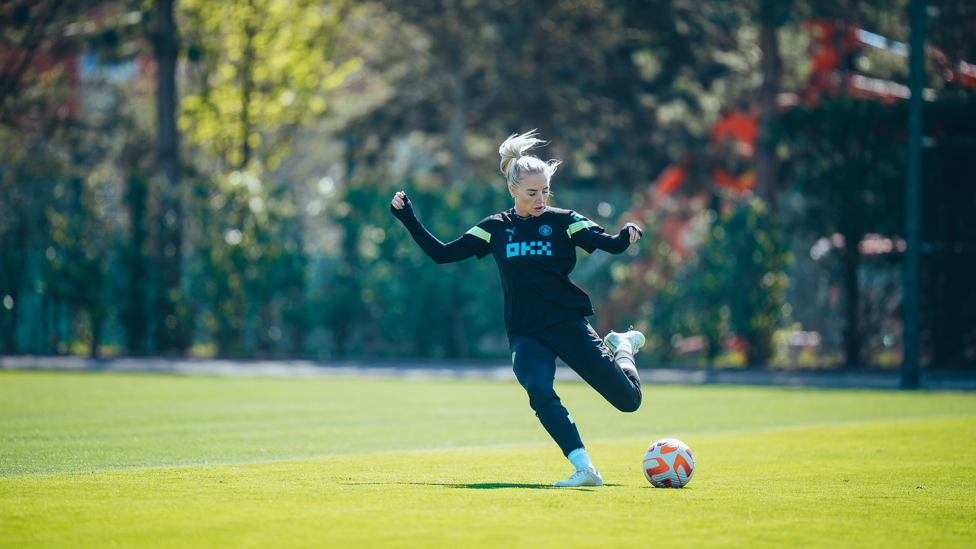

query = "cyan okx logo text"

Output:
[[506, 241, 552, 258]]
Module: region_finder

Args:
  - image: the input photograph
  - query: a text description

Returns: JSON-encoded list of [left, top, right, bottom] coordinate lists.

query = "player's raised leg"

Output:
[[540, 318, 643, 414]]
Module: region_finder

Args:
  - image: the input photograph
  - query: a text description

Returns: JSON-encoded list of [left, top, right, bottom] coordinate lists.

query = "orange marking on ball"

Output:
[[644, 458, 669, 478], [673, 454, 693, 480]]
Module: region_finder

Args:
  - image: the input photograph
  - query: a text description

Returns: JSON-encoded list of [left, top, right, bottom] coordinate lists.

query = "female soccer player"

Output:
[[390, 130, 646, 487]]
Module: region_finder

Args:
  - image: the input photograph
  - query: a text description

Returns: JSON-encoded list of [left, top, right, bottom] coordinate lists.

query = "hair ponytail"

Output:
[[498, 130, 562, 189]]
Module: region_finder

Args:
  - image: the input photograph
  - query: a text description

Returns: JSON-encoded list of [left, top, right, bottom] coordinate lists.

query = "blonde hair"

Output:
[[498, 130, 562, 189]]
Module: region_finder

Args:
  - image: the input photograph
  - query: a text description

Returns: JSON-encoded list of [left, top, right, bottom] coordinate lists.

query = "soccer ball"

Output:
[[643, 438, 695, 488]]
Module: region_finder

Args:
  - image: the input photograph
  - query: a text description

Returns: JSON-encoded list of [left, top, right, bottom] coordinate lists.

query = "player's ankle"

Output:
[[567, 447, 594, 470], [615, 341, 635, 355]]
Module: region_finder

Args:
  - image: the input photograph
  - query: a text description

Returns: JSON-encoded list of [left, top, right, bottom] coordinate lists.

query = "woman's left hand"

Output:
[[622, 222, 643, 244]]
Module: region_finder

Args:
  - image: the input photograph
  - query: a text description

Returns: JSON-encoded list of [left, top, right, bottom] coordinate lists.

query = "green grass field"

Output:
[[1, 371, 974, 548]]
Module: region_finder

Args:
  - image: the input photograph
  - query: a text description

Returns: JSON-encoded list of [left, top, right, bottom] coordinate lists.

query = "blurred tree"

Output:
[[0, 139, 34, 353], [918, 100, 976, 369], [616, 197, 791, 366], [121, 172, 150, 354], [45, 176, 114, 357], [0, 0, 158, 356], [153, 0, 186, 353], [777, 99, 906, 366], [754, 0, 792, 206], [779, 97, 976, 370], [0, 0, 75, 123], [324, 181, 508, 359], [174, 0, 364, 357], [177, 0, 362, 170], [927, 0, 976, 64], [708, 0, 794, 204], [0, 108, 146, 357], [686, 199, 791, 364], [0, 1, 154, 125], [335, 0, 809, 365], [186, 165, 306, 357], [346, 0, 764, 192], [366, 0, 509, 184], [1, 0, 971, 367]]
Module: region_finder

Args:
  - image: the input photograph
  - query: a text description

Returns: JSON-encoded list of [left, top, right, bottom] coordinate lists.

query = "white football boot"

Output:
[[554, 465, 604, 487], [604, 329, 646, 355]]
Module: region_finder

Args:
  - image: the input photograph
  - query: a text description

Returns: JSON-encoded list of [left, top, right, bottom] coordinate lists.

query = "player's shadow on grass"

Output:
[[410, 482, 623, 490], [343, 482, 621, 490]]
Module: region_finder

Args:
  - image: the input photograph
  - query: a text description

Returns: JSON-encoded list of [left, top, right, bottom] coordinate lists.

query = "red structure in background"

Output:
[[0, 46, 81, 119], [598, 19, 975, 350], [648, 109, 760, 202], [0, 6, 153, 124], [710, 110, 758, 194], [804, 18, 976, 104], [649, 18, 976, 205]]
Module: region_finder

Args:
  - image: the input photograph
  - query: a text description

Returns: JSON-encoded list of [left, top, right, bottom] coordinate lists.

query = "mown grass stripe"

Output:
[[2, 417, 973, 548]]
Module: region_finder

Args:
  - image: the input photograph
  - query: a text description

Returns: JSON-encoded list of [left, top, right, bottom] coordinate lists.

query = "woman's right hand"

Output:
[[391, 190, 407, 210], [390, 190, 414, 219]]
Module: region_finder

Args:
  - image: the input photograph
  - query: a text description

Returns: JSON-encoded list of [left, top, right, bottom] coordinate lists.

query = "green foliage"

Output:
[[2, 0, 974, 368], [346, 0, 768, 190], [322, 181, 510, 358], [186, 164, 306, 356], [777, 98, 907, 237], [927, 0, 976, 65], [0, 0, 153, 125], [647, 198, 793, 365], [776, 98, 907, 366], [44, 177, 113, 351], [178, 0, 362, 169], [0, 78, 152, 354], [916, 101, 976, 368]]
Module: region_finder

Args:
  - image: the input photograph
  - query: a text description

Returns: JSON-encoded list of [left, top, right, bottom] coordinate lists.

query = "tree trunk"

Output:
[[239, 1, 256, 169], [125, 173, 149, 354], [755, 3, 781, 207], [155, 0, 184, 354], [448, 75, 466, 185], [841, 195, 862, 367], [90, 307, 102, 359], [841, 249, 861, 367]]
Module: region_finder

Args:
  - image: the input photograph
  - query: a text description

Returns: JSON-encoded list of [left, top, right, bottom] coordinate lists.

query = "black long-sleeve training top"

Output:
[[391, 195, 638, 339]]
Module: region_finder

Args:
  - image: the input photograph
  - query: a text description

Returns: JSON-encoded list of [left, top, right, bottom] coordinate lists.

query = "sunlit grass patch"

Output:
[[1, 371, 974, 548]]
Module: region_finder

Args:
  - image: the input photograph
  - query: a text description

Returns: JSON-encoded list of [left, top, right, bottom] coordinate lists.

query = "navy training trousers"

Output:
[[510, 317, 642, 457]]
